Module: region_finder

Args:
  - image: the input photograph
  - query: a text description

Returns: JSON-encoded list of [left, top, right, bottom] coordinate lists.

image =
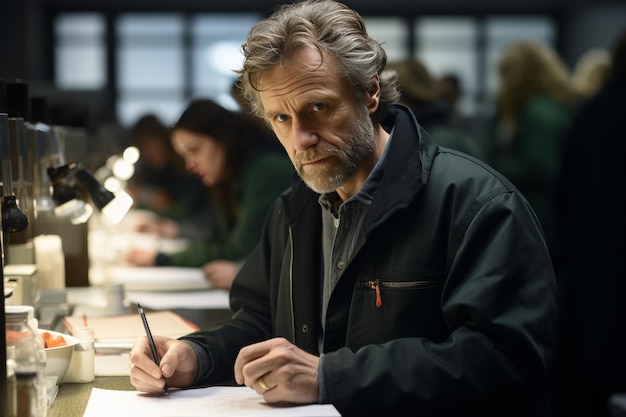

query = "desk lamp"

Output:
[[1, 195, 28, 233], [3, 80, 33, 245], [1, 114, 28, 234], [47, 161, 132, 225]]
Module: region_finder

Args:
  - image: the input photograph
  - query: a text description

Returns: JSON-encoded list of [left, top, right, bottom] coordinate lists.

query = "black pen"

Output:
[[138, 303, 169, 397]]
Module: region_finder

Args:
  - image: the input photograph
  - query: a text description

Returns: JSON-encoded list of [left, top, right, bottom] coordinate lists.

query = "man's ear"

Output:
[[366, 74, 381, 114]]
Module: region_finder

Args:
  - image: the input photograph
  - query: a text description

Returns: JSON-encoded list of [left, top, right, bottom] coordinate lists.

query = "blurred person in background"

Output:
[[571, 48, 612, 99], [126, 113, 217, 242], [438, 72, 489, 141], [552, 28, 626, 417], [389, 59, 485, 159], [124, 99, 294, 289], [485, 40, 579, 264], [438, 72, 463, 124]]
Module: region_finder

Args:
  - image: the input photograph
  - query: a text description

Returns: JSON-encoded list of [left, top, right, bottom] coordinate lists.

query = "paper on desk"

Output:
[[62, 310, 200, 353], [107, 266, 212, 291], [64, 310, 199, 339], [83, 386, 341, 417], [95, 354, 130, 376], [125, 289, 230, 310]]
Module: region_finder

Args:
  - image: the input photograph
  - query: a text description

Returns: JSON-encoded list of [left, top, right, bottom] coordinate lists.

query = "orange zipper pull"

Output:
[[367, 279, 382, 308]]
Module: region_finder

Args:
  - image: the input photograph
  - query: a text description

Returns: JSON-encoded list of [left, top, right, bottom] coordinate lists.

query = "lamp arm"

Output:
[[75, 166, 115, 210]]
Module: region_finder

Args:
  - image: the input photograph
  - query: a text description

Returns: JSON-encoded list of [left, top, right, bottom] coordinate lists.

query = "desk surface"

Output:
[[49, 376, 134, 417], [48, 286, 234, 416]]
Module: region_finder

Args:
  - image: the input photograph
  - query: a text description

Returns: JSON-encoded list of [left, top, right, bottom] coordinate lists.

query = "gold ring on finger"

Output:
[[258, 376, 270, 392]]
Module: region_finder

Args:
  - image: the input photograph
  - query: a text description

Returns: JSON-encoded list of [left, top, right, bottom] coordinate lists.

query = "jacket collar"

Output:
[[282, 103, 435, 226]]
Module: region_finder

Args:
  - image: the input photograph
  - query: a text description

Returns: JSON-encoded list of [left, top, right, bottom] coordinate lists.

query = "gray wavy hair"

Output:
[[238, 0, 400, 123]]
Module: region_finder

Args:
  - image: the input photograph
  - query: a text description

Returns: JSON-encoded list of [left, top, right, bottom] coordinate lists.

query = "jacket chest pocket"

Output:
[[365, 279, 442, 308], [349, 277, 448, 346]]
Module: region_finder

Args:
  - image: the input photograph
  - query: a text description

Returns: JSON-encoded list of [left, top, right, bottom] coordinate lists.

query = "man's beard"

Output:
[[294, 106, 375, 194]]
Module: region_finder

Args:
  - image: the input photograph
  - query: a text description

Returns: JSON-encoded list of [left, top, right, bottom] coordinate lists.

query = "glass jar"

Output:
[[5, 306, 41, 417]]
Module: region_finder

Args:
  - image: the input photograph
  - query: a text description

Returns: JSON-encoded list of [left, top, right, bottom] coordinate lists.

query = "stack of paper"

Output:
[[62, 310, 199, 353], [125, 289, 230, 310], [106, 266, 212, 291], [95, 353, 131, 377]]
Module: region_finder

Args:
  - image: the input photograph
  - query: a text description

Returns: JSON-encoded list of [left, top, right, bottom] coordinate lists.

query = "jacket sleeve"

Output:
[[178, 242, 274, 384], [321, 191, 557, 416], [178, 196, 288, 384]]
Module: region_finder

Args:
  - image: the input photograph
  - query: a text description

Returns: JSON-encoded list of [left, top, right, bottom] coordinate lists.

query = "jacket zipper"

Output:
[[288, 226, 295, 340], [366, 279, 441, 308], [367, 279, 383, 307]]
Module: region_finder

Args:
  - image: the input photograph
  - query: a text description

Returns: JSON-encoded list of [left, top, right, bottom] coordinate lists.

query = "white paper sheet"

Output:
[[63, 310, 200, 354], [83, 386, 341, 417], [95, 354, 130, 376], [107, 266, 212, 291], [125, 289, 230, 310]]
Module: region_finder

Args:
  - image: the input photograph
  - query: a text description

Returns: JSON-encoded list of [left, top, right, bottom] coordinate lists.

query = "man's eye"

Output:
[[312, 103, 325, 112], [276, 114, 288, 122]]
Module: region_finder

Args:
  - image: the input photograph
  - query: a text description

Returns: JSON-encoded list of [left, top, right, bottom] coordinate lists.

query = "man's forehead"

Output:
[[258, 47, 337, 89]]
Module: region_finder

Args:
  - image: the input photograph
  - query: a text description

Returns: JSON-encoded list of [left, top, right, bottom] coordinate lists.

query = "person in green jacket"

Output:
[[124, 99, 293, 289], [485, 40, 580, 263], [128, 2, 556, 415]]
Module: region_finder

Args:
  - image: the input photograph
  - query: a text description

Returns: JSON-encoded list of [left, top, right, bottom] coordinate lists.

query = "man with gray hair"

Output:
[[129, 1, 556, 415]]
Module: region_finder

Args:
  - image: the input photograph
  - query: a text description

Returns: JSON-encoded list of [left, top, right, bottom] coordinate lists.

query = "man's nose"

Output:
[[292, 119, 318, 152]]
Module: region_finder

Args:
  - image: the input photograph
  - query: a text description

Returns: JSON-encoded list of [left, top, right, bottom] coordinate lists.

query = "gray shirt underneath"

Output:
[[317, 131, 392, 403]]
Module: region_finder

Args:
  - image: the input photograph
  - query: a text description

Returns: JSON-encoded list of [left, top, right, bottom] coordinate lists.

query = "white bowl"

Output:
[[38, 329, 80, 384]]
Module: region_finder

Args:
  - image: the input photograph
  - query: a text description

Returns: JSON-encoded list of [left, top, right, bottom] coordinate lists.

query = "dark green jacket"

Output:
[[158, 152, 293, 267], [183, 104, 557, 416], [486, 95, 574, 259]]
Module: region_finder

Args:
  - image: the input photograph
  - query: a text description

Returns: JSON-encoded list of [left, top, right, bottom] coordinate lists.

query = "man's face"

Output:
[[258, 47, 376, 195]]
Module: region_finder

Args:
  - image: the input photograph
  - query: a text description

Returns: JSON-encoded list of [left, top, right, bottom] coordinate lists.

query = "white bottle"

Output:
[[33, 234, 65, 291], [63, 327, 95, 383], [23, 306, 48, 417], [7, 305, 47, 416]]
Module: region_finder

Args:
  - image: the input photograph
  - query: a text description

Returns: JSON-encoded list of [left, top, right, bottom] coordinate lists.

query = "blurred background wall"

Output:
[[1, 0, 625, 142]]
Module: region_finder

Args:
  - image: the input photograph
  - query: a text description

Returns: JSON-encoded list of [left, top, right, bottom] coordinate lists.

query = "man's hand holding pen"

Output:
[[129, 335, 320, 405], [129, 335, 198, 393]]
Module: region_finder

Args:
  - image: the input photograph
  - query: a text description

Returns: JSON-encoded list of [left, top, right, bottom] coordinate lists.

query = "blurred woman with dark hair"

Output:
[[124, 99, 294, 289], [126, 113, 216, 242]]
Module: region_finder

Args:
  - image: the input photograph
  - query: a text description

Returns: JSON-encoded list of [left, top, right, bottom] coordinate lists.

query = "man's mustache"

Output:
[[295, 146, 339, 165]]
